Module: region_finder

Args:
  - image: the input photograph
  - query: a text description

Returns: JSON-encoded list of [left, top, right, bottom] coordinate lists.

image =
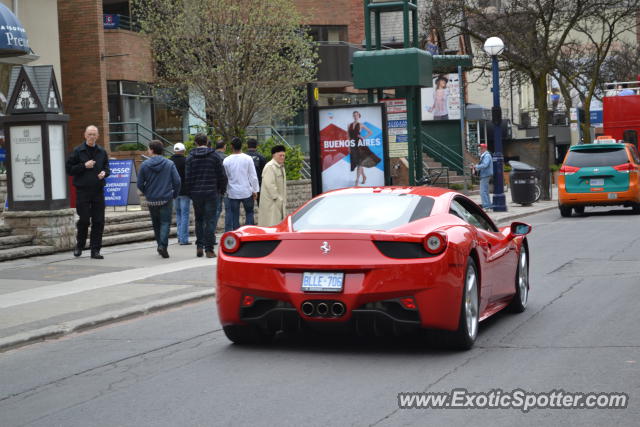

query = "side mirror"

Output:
[[506, 222, 531, 239]]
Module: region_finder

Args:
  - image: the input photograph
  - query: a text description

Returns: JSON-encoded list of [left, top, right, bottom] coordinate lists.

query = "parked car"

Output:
[[216, 186, 531, 350], [558, 139, 640, 216]]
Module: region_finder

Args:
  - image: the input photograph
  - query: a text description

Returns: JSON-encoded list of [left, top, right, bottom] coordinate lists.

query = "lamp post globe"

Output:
[[483, 37, 505, 56], [485, 36, 508, 212]]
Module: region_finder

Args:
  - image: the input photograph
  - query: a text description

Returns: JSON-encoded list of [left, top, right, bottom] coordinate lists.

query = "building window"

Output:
[[309, 26, 348, 43]]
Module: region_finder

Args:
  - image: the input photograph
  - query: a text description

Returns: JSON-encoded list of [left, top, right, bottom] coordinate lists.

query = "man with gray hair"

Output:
[[65, 125, 110, 259]]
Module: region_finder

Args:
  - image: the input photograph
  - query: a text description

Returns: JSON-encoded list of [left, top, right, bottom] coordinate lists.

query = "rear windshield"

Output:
[[565, 148, 629, 167], [292, 193, 434, 231]]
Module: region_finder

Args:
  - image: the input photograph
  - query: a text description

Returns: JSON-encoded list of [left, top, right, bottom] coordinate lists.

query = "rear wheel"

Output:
[[449, 257, 479, 350], [632, 203, 640, 214], [509, 245, 529, 313], [223, 324, 273, 345], [559, 205, 572, 217], [573, 206, 585, 215]]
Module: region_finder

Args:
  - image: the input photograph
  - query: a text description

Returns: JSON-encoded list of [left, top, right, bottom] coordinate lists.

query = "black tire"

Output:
[[533, 184, 542, 202], [223, 324, 273, 345], [632, 203, 640, 214], [509, 244, 529, 313], [573, 206, 585, 215], [449, 257, 479, 350], [559, 205, 572, 217]]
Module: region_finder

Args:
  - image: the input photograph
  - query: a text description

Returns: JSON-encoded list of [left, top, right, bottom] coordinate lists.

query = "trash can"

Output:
[[509, 161, 538, 205]]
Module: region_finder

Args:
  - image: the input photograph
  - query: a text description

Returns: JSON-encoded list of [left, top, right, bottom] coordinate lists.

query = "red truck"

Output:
[[602, 84, 640, 150]]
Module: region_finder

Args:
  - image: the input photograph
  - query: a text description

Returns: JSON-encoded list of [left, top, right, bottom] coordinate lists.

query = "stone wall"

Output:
[[286, 179, 312, 214], [2, 209, 76, 250]]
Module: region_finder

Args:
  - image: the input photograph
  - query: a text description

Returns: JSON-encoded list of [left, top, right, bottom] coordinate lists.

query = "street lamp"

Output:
[[483, 36, 507, 212]]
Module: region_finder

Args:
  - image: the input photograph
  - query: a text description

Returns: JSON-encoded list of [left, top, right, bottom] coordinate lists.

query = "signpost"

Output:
[[104, 159, 139, 207]]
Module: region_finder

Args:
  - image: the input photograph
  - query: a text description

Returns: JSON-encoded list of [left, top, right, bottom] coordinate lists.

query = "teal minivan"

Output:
[[558, 142, 640, 217]]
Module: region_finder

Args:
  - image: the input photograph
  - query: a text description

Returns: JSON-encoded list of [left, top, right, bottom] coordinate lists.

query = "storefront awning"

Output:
[[0, 4, 29, 57]]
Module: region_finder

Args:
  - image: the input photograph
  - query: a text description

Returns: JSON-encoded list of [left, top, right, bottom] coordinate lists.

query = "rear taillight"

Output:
[[559, 165, 580, 175], [613, 163, 636, 173], [423, 232, 448, 255], [221, 232, 241, 253]]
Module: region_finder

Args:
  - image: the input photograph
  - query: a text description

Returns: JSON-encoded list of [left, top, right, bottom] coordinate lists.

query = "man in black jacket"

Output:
[[65, 125, 111, 259], [185, 134, 227, 258], [246, 138, 266, 204], [170, 143, 190, 245]]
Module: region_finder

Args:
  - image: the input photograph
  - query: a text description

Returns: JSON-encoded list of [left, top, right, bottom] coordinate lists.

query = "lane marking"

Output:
[[0, 258, 216, 309]]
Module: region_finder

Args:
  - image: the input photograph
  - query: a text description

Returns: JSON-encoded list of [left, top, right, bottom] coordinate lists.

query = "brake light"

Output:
[[613, 163, 636, 173], [221, 232, 241, 253], [423, 232, 448, 255], [559, 165, 580, 175]]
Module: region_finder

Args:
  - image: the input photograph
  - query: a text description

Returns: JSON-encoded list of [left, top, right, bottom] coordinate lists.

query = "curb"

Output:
[[491, 204, 558, 224], [0, 289, 215, 353]]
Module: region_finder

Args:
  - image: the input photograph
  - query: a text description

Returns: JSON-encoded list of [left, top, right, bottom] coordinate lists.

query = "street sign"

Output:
[[381, 98, 408, 158], [104, 159, 135, 207]]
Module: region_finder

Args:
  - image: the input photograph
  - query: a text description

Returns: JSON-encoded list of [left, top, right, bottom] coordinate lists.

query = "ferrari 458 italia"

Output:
[[216, 187, 531, 350]]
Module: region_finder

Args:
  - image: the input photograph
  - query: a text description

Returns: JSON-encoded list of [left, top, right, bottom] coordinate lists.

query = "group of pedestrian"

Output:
[[67, 125, 288, 260]]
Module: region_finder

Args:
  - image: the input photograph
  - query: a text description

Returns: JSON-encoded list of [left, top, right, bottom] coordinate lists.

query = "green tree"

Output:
[[133, 0, 317, 143]]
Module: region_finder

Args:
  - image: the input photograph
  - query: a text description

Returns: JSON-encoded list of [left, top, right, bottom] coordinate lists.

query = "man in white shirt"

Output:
[[223, 137, 260, 231]]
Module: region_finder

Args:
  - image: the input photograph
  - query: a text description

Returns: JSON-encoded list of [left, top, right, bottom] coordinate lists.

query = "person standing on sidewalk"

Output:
[[474, 143, 493, 210], [246, 138, 266, 204], [223, 137, 260, 231], [213, 140, 228, 233], [137, 141, 181, 258], [185, 134, 227, 258], [259, 145, 287, 226], [170, 143, 191, 245], [66, 125, 110, 259]]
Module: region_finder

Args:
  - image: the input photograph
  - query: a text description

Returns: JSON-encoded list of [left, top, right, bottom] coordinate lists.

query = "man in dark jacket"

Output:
[[213, 140, 228, 233], [65, 125, 111, 259], [137, 141, 181, 258], [185, 134, 227, 258], [170, 143, 191, 245]]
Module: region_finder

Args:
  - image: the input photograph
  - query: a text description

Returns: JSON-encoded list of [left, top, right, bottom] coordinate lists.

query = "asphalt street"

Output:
[[0, 207, 639, 427]]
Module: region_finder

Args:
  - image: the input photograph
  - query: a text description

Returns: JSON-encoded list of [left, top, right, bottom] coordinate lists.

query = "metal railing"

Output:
[[109, 122, 174, 156], [421, 131, 464, 175], [188, 124, 312, 179]]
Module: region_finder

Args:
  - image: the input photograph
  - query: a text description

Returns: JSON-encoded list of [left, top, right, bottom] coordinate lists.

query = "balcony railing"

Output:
[[103, 14, 141, 32]]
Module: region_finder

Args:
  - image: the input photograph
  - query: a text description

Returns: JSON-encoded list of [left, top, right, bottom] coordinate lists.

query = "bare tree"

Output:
[[554, 1, 640, 141], [422, 0, 610, 200], [132, 0, 317, 142]]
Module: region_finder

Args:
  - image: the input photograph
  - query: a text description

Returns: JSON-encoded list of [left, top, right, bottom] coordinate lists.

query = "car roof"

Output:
[[323, 186, 456, 198]]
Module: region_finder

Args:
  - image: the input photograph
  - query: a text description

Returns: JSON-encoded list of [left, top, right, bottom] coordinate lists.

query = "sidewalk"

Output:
[[0, 190, 558, 352]]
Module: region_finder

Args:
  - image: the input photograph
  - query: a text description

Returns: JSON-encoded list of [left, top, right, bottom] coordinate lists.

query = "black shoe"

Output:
[[91, 251, 104, 260], [159, 248, 170, 258], [73, 245, 83, 257], [179, 242, 192, 245], [196, 247, 204, 257]]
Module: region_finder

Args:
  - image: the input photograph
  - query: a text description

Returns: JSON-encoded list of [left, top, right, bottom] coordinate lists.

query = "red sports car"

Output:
[[216, 186, 531, 350]]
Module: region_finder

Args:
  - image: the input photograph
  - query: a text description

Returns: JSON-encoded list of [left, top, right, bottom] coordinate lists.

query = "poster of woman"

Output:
[[317, 104, 388, 193], [421, 73, 461, 121]]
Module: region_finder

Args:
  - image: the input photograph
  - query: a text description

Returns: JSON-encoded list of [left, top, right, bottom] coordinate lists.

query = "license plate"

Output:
[[608, 193, 618, 199], [301, 272, 344, 292], [590, 178, 604, 186]]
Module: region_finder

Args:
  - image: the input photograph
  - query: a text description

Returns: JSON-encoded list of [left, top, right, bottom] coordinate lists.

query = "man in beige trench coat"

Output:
[[258, 145, 287, 226]]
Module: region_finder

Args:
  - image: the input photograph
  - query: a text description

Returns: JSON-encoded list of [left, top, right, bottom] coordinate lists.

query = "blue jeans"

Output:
[[174, 195, 191, 244], [480, 176, 492, 209], [226, 196, 255, 231], [216, 195, 227, 234], [148, 200, 173, 250], [192, 197, 217, 251]]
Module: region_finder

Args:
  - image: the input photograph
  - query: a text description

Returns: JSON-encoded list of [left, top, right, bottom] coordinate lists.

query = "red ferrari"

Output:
[[216, 187, 531, 350]]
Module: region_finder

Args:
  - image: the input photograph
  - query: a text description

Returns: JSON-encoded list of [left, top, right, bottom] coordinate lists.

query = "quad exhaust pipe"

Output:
[[301, 301, 315, 316], [301, 301, 346, 318]]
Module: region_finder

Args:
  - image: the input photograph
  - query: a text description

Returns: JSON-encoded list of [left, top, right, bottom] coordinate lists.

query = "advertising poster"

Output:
[[10, 125, 45, 201], [104, 159, 134, 206], [421, 73, 461, 121], [381, 98, 408, 158], [318, 105, 388, 193]]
